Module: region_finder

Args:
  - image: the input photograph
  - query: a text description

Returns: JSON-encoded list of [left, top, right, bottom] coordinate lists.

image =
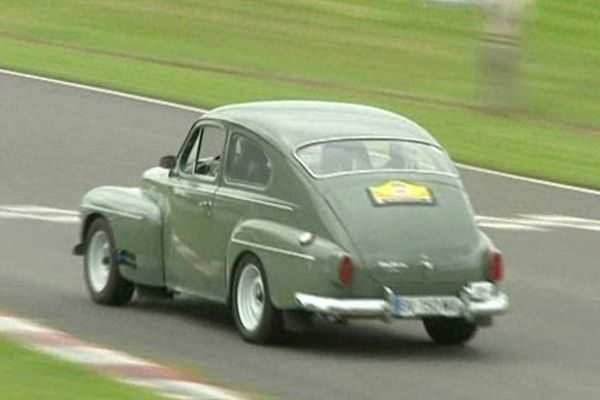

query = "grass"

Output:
[[0, 336, 165, 400], [0, 0, 598, 188]]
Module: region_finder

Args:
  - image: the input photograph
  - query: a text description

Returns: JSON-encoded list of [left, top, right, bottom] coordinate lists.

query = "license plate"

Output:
[[395, 296, 463, 318]]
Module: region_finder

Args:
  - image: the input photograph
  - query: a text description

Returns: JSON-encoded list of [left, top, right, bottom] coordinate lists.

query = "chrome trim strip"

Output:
[[87, 205, 144, 221], [222, 176, 269, 192], [292, 136, 458, 179], [170, 180, 293, 211], [169, 182, 215, 195], [296, 136, 439, 149], [300, 168, 458, 180], [231, 238, 315, 261], [218, 192, 295, 212]]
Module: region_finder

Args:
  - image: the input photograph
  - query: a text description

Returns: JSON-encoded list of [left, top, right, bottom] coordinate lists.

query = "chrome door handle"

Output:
[[198, 200, 212, 208]]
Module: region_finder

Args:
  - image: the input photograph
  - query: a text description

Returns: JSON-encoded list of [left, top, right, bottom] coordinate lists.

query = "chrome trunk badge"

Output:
[[419, 255, 435, 271], [420, 260, 435, 271], [377, 260, 409, 272]]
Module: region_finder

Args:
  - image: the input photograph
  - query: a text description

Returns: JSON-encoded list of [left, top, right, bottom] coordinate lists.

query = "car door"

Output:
[[164, 122, 227, 299]]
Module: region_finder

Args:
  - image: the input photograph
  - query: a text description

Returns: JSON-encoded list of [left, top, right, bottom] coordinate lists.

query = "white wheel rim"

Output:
[[236, 264, 265, 332], [87, 231, 112, 293]]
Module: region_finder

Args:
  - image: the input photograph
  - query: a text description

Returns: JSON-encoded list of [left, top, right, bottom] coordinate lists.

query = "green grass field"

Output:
[[0, 0, 598, 188], [0, 336, 164, 400]]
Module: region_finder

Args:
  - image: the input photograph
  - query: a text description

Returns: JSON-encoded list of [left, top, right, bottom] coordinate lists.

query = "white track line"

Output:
[[0, 68, 204, 113], [457, 164, 600, 197], [1, 66, 599, 198], [0, 205, 80, 223], [477, 222, 546, 232], [0, 205, 79, 215]]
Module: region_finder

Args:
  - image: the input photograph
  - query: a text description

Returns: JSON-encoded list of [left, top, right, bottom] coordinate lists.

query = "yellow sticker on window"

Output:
[[368, 180, 434, 205]]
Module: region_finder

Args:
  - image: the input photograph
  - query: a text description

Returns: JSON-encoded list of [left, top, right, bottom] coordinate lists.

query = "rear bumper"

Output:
[[295, 282, 509, 322]]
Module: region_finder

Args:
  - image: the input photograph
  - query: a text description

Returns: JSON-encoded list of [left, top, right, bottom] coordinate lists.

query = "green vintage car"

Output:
[[74, 101, 508, 345]]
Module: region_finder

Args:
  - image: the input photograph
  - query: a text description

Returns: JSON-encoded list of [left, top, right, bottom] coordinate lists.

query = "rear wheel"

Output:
[[423, 317, 477, 345], [232, 254, 282, 343], [84, 218, 134, 305]]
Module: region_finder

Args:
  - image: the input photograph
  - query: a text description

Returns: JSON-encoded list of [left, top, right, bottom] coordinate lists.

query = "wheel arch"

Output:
[[81, 212, 106, 244], [78, 186, 166, 287], [224, 218, 349, 309]]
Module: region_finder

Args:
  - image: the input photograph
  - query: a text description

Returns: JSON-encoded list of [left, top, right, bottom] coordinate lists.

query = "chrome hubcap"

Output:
[[236, 264, 265, 331], [87, 231, 111, 293]]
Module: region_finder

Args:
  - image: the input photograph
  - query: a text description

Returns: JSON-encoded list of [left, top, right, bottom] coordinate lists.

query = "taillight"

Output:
[[339, 256, 353, 285], [490, 249, 504, 282]]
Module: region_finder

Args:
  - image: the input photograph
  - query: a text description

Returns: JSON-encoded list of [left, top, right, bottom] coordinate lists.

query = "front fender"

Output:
[[80, 186, 164, 287], [225, 219, 350, 309]]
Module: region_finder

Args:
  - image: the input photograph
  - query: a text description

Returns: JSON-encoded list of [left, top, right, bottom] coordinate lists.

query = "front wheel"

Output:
[[423, 317, 477, 345], [232, 254, 282, 343], [84, 218, 134, 306]]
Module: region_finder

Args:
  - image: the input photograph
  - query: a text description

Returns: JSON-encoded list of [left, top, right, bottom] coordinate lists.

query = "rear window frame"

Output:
[[293, 136, 458, 179]]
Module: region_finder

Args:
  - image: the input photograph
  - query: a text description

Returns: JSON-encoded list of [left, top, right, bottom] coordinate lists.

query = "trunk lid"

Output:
[[319, 174, 486, 289]]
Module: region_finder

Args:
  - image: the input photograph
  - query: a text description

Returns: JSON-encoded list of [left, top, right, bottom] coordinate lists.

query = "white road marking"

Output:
[[0, 205, 80, 224], [477, 214, 600, 232], [0, 205, 79, 215], [524, 214, 600, 226], [457, 164, 600, 197], [1, 67, 599, 198], [0, 68, 203, 113], [0, 211, 80, 224], [1, 203, 599, 235], [476, 221, 547, 232], [520, 214, 600, 232]]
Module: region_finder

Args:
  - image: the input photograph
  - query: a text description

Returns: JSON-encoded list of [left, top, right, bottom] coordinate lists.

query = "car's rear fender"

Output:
[[79, 186, 165, 287], [225, 219, 382, 309]]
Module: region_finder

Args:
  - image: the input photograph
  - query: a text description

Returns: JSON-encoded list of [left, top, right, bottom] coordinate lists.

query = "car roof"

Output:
[[203, 101, 439, 152]]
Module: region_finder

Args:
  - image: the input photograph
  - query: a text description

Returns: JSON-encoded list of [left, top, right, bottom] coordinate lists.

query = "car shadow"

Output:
[[282, 320, 491, 361], [130, 296, 493, 361], [131, 296, 236, 332]]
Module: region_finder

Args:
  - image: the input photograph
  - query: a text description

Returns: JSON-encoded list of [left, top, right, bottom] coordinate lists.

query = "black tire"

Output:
[[232, 254, 283, 343], [83, 217, 134, 306], [423, 317, 477, 345]]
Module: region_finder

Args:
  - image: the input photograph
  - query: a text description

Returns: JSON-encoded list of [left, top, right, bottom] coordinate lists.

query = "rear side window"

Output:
[[226, 135, 272, 186]]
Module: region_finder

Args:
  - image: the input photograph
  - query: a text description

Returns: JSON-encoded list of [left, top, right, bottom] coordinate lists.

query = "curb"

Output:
[[0, 311, 248, 400]]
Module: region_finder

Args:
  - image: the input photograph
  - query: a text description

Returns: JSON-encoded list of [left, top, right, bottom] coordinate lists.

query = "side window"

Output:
[[179, 125, 227, 180], [196, 126, 226, 179], [180, 129, 200, 175], [226, 135, 272, 186]]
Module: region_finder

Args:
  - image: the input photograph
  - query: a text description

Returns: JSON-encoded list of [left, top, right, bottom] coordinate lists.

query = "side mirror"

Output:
[[159, 155, 176, 169]]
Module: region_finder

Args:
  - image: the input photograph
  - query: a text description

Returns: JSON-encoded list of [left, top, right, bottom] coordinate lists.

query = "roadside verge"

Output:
[[0, 310, 248, 400]]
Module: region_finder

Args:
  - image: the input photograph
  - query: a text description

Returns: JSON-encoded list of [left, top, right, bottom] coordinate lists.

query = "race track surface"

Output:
[[1, 72, 599, 400]]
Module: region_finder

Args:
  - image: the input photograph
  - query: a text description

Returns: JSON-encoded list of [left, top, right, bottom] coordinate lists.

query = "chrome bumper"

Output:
[[295, 282, 509, 322]]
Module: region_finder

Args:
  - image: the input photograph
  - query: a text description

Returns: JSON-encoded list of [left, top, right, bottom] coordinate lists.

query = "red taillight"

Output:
[[490, 250, 504, 282], [339, 256, 353, 285]]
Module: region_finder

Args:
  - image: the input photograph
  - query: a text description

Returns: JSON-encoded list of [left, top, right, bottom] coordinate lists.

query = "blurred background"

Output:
[[0, 0, 598, 187]]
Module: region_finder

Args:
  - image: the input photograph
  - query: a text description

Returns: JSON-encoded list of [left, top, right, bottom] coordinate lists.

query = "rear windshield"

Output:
[[295, 139, 456, 177]]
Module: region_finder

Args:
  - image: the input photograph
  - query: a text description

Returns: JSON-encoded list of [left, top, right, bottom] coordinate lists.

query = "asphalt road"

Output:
[[1, 71, 599, 400]]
